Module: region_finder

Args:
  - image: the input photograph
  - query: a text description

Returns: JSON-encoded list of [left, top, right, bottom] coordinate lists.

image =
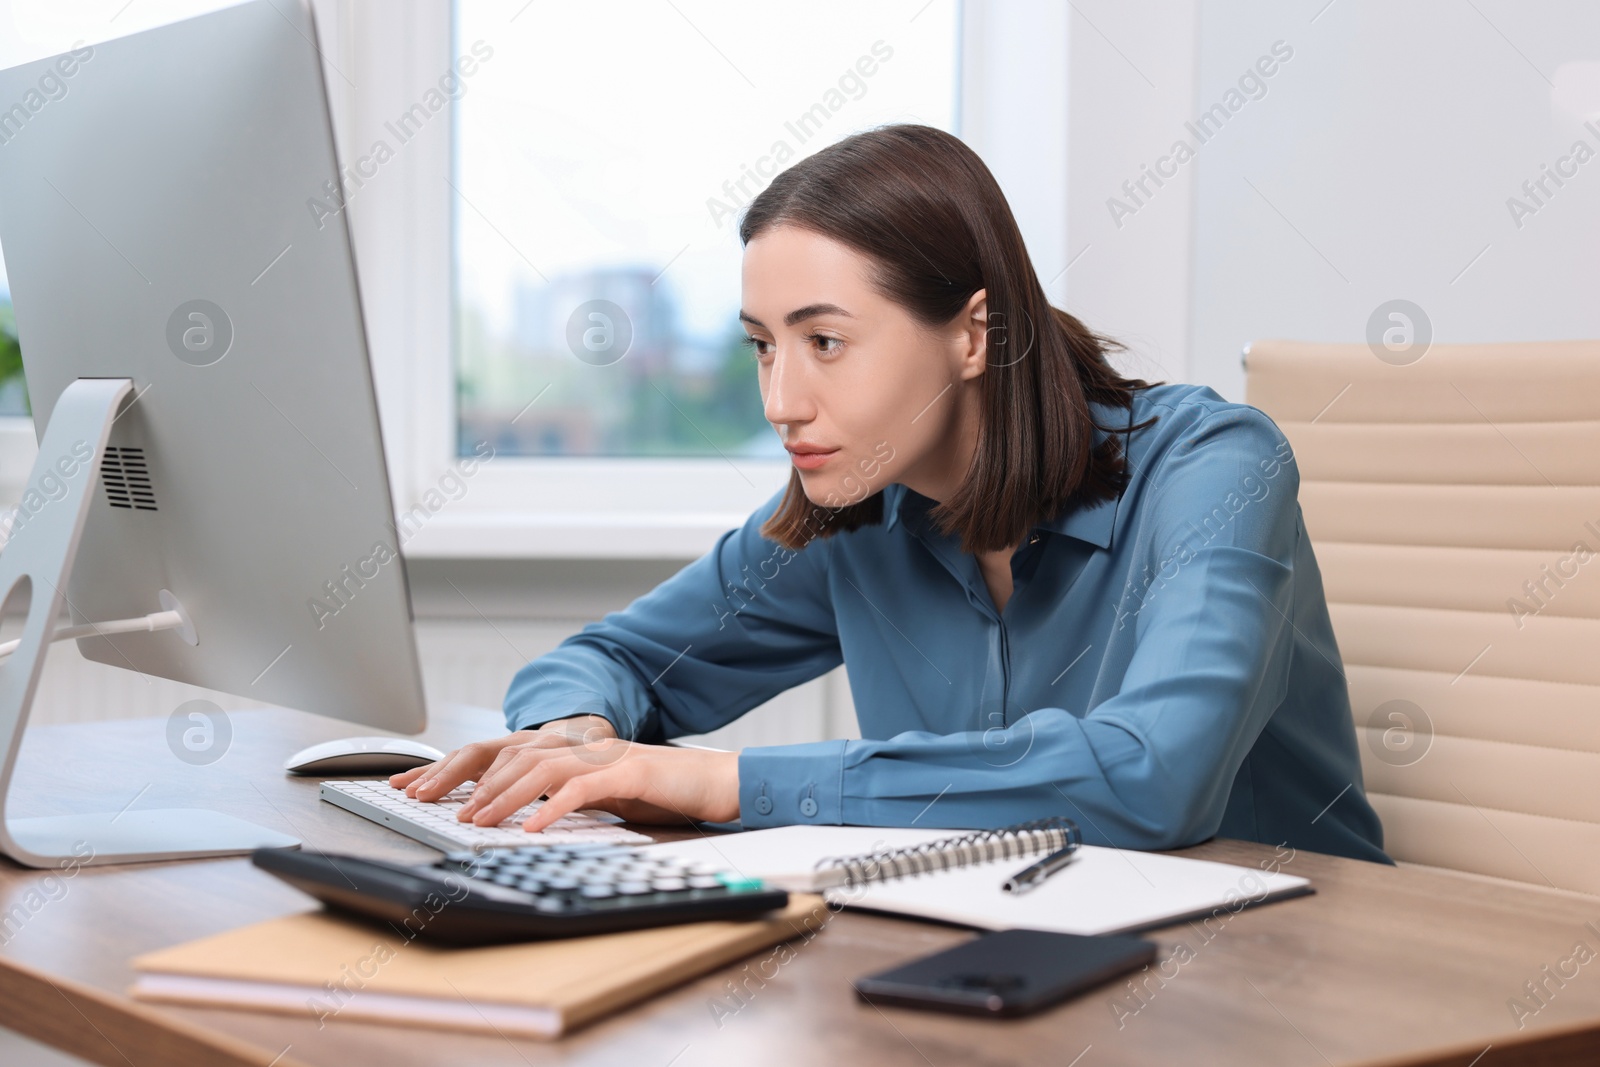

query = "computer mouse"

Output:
[[283, 736, 447, 777]]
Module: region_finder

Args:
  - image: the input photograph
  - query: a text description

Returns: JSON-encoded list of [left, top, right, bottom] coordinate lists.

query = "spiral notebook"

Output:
[[642, 822, 1312, 937]]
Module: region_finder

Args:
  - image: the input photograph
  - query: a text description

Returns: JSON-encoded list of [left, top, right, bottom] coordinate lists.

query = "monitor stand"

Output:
[[0, 377, 299, 868]]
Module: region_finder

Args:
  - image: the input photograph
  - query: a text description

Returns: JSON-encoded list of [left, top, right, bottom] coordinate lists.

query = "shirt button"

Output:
[[754, 796, 773, 816], [800, 797, 819, 818]]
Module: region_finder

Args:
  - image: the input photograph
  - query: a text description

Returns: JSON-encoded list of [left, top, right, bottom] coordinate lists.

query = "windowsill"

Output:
[[399, 510, 746, 560], [0, 417, 753, 560]]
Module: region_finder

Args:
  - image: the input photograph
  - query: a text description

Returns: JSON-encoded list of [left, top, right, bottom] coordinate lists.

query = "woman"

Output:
[[394, 124, 1389, 864]]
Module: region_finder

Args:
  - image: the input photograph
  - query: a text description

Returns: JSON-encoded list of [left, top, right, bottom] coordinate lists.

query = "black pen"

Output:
[[1001, 842, 1080, 894]]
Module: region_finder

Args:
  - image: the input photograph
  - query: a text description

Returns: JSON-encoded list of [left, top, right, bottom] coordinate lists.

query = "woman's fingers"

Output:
[[521, 767, 626, 833], [459, 737, 580, 817], [388, 763, 435, 789], [405, 738, 514, 800], [470, 733, 590, 800], [462, 750, 570, 826], [468, 739, 551, 802]]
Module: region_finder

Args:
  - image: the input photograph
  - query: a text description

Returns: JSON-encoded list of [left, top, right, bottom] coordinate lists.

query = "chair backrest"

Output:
[[1245, 338, 1600, 896]]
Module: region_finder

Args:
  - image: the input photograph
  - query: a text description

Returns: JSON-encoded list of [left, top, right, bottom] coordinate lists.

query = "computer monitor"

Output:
[[0, 0, 427, 866]]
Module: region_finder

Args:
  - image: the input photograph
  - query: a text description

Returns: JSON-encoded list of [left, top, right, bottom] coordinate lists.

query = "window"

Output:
[[451, 0, 962, 461], [0, 260, 25, 417]]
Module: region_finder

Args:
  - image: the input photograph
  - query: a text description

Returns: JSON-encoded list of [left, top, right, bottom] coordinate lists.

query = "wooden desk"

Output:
[[1, 706, 1598, 1067]]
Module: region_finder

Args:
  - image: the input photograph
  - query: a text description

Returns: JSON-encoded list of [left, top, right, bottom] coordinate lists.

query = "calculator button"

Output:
[[580, 884, 616, 899], [650, 878, 687, 892], [717, 873, 766, 892], [687, 875, 723, 889], [546, 876, 579, 891], [534, 896, 568, 912], [616, 881, 653, 895]]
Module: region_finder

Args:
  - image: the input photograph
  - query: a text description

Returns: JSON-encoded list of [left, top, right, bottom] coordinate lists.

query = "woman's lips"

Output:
[[788, 448, 839, 470]]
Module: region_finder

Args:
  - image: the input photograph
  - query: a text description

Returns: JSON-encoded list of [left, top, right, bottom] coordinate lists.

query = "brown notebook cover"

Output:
[[129, 896, 826, 1039]]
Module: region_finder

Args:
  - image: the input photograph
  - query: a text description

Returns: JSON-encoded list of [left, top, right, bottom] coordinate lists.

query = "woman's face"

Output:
[[740, 224, 987, 508]]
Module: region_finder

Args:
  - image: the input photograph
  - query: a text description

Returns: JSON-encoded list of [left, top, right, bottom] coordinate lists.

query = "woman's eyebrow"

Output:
[[738, 303, 855, 329]]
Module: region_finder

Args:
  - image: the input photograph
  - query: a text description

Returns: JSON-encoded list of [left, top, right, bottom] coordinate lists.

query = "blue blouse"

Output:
[[504, 383, 1390, 863]]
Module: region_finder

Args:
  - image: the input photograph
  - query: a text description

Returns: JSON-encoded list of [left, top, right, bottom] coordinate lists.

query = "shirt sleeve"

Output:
[[503, 487, 843, 743], [736, 407, 1304, 849]]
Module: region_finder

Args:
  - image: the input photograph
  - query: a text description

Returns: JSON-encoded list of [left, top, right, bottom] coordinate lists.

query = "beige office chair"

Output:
[[1245, 338, 1600, 896]]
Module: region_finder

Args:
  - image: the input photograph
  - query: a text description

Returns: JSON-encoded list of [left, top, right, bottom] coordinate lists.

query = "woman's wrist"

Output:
[[712, 749, 742, 823]]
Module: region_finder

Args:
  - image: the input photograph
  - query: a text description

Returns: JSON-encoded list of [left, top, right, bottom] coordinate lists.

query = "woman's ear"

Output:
[[955, 288, 988, 382]]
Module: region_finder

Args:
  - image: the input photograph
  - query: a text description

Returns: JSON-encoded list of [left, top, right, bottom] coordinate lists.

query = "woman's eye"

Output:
[[740, 334, 839, 357]]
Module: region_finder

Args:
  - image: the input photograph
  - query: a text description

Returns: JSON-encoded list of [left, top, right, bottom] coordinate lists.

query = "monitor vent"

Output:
[[102, 447, 158, 511]]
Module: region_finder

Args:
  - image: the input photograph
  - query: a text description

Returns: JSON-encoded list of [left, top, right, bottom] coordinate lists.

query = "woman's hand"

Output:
[[458, 740, 740, 831], [388, 714, 617, 801], [388, 717, 741, 830]]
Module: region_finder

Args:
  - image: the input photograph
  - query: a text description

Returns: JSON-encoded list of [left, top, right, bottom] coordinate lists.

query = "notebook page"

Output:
[[829, 844, 1312, 935]]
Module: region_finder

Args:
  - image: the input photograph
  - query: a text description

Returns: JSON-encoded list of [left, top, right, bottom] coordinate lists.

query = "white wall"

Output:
[[1185, 0, 1600, 399], [1063, 0, 1203, 386], [1060, 0, 1600, 399], [961, 0, 1071, 306]]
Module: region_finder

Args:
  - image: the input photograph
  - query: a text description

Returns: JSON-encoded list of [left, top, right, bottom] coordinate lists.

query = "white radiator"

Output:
[[18, 619, 857, 750]]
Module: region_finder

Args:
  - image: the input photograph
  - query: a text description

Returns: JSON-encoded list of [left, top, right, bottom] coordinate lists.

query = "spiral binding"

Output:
[[812, 816, 1081, 889]]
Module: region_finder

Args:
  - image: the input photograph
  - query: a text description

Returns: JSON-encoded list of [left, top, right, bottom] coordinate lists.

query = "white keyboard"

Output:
[[319, 780, 652, 852]]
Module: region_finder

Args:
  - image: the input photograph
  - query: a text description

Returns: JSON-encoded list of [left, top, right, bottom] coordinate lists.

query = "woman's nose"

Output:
[[763, 350, 814, 427]]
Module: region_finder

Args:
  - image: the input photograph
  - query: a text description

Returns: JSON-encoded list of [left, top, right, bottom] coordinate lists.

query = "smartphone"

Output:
[[854, 929, 1157, 1017]]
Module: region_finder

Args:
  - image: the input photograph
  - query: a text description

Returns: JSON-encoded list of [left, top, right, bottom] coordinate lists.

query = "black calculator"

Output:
[[252, 844, 789, 946]]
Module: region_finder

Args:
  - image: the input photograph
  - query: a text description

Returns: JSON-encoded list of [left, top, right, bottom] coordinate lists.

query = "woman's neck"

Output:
[[897, 379, 982, 505]]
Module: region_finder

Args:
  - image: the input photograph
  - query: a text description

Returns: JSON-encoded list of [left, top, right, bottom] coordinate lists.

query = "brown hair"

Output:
[[741, 123, 1154, 556]]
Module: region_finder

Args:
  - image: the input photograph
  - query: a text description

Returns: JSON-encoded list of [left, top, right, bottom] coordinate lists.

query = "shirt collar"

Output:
[[883, 397, 1132, 550]]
